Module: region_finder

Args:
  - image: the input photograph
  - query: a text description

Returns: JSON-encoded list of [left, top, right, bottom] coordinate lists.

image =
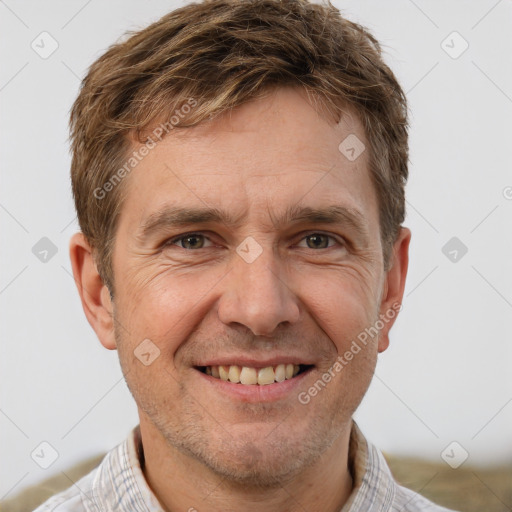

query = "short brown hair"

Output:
[[70, 0, 409, 294]]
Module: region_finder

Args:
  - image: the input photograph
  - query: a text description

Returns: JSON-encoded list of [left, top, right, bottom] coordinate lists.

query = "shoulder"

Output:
[[351, 423, 460, 512], [31, 469, 97, 512], [31, 426, 147, 512], [392, 482, 459, 512]]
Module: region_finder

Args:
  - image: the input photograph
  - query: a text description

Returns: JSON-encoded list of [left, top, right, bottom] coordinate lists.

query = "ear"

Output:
[[69, 232, 116, 350], [377, 227, 411, 353]]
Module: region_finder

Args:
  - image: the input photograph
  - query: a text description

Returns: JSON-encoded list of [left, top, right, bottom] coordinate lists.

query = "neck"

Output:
[[139, 419, 354, 512]]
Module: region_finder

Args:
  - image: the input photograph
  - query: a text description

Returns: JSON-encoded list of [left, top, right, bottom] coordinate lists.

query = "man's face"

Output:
[[109, 86, 395, 484]]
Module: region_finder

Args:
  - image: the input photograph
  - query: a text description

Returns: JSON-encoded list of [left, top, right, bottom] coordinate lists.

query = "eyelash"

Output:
[[165, 231, 345, 251]]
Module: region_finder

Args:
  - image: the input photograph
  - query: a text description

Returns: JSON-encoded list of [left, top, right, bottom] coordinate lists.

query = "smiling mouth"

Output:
[[197, 364, 313, 385]]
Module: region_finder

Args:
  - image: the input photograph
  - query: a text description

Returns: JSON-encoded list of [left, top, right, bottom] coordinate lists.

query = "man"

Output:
[[35, 0, 457, 510]]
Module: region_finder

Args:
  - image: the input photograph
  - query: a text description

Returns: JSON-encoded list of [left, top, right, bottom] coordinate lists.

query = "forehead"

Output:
[[118, 87, 378, 234]]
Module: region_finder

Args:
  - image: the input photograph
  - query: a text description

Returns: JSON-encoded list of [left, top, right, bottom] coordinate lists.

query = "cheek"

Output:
[[113, 265, 225, 357], [297, 266, 380, 351]]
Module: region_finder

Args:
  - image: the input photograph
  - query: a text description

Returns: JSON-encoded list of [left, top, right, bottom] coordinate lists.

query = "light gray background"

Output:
[[1, 0, 511, 501]]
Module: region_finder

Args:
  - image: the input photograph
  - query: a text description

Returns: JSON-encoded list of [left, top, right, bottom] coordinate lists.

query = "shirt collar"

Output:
[[97, 421, 396, 512], [88, 425, 164, 511], [341, 420, 397, 511]]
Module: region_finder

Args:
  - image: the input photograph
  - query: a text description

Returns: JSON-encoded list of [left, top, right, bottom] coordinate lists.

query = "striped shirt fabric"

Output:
[[33, 421, 457, 512]]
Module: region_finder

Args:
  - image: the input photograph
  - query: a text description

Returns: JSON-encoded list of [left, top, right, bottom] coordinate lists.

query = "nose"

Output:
[[217, 246, 300, 337]]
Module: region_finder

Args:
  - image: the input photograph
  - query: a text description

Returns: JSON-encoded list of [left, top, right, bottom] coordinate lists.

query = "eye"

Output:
[[296, 233, 341, 250], [165, 232, 343, 251], [168, 233, 214, 250]]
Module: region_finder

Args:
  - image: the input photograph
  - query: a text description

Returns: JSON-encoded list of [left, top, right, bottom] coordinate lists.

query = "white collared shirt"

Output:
[[33, 422, 458, 512]]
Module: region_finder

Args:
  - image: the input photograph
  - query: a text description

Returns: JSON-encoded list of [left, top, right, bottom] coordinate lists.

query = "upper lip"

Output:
[[194, 356, 315, 368]]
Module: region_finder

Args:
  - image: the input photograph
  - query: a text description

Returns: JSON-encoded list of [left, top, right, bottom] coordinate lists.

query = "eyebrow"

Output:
[[137, 204, 370, 243]]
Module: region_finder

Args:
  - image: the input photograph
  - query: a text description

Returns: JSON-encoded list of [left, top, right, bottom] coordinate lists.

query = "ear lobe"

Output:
[[377, 227, 411, 353], [69, 232, 116, 350]]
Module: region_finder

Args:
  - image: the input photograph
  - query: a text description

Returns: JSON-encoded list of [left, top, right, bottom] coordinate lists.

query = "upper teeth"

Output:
[[205, 364, 301, 385]]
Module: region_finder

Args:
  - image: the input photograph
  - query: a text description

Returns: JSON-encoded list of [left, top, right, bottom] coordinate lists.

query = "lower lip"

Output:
[[196, 367, 314, 403]]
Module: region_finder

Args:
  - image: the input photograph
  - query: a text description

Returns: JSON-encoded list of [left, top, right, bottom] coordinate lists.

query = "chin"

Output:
[[170, 425, 332, 489], [198, 446, 308, 489]]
